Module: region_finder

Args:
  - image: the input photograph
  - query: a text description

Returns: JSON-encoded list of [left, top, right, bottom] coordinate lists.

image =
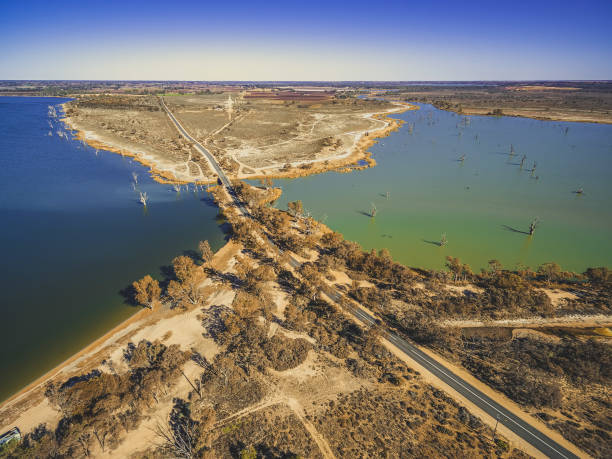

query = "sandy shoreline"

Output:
[[2, 100, 415, 413], [0, 239, 236, 418], [61, 105, 209, 186], [62, 101, 417, 185], [427, 103, 612, 125], [240, 103, 416, 181], [0, 308, 148, 410]]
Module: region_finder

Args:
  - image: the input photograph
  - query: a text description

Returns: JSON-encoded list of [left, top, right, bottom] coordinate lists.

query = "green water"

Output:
[[267, 104, 612, 272]]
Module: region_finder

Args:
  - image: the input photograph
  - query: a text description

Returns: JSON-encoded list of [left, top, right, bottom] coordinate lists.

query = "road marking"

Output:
[[160, 99, 578, 459], [352, 305, 575, 459]]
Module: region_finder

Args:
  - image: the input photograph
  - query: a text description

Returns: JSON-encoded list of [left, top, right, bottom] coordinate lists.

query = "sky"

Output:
[[1, 0, 611, 81]]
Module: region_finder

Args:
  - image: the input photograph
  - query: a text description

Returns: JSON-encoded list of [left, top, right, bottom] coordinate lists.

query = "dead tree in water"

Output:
[[530, 161, 537, 175], [510, 144, 515, 157], [139, 192, 148, 207], [439, 233, 447, 246], [132, 172, 138, 184], [529, 217, 539, 235], [370, 203, 377, 217], [520, 155, 526, 170]]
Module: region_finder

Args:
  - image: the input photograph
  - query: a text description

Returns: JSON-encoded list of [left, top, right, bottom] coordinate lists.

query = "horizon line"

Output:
[[2, 79, 611, 83]]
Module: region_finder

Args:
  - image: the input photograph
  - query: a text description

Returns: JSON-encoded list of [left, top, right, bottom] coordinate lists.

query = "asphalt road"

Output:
[[326, 289, 578, 459], [160, 99, 579, 459], [159, 98, 248, 215]]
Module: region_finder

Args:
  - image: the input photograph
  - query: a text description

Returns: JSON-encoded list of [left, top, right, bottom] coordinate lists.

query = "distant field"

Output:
[[390, 81, 612, 124]]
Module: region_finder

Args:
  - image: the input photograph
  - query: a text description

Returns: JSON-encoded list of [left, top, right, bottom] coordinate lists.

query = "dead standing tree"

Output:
[[139, 191, 149, 207], [528, 217, 540, 235], [154, 419, 196, 459]]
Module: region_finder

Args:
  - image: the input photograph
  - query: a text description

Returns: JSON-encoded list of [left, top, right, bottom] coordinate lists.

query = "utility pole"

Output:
[[492, 415, 500, 441]]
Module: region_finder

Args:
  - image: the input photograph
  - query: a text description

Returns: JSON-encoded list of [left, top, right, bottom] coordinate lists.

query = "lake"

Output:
[[268, 104, 612, 273], [0, 97, 225, 401]]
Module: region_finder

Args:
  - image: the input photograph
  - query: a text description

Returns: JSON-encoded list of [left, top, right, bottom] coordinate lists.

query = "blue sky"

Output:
[[1, 0, 611, 80]]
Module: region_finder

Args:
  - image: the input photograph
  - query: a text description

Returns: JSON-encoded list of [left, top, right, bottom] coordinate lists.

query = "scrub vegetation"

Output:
[[1, 84, 610, 458], [386, 81, 612, 124], [0, 182, 561, 459], [62, 90, 400, 183]]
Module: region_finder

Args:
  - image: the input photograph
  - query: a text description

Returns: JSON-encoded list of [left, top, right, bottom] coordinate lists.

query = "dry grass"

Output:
[[64, 93, 403, 183]]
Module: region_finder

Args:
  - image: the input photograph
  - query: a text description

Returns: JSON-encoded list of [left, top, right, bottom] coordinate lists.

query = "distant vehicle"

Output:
[[0, 427, 21, 447]]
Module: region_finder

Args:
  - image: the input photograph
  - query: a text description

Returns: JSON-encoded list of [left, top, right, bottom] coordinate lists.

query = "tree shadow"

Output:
[[200, 194, 216, 205], [182, 249, 200, 260], [59, 369, 102, 391], [118, 284, 139, 307], [356, 210, 373, 217], [339, 321, 364, 344], [206, 267, 242, 289], [502, 225, 530, 235], [160, 264, 175, 279], [423, 239, 443, 247], [200, 304, 232, 340]]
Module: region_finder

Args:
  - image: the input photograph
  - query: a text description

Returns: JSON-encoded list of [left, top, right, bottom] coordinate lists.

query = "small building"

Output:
[[0, 427, 21, 447]]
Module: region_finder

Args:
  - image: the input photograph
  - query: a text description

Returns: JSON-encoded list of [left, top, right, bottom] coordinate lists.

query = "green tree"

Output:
[[198, 240, 214, 264], [445, 256, 461, 281], [537, 262, 561, 284], [132, 275, 161, 309], [240, 446, 257, 459], [168, 256, 206, 307], [584, 267, 610, 285], [172, 256, 197, 282], [488, 259, 503, 276], [287, 200, 304, 217]]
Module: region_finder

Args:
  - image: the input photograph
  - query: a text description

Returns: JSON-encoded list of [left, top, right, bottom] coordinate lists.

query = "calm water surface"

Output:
[[269, 104, 612, 272], [0, 97, 225, 401]]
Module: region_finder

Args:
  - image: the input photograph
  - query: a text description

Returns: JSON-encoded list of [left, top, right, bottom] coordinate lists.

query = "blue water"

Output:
[[0, 97, 225, 401]]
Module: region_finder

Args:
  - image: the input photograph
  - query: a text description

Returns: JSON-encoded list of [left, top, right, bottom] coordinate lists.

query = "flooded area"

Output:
[[269, 103, 612, 272]]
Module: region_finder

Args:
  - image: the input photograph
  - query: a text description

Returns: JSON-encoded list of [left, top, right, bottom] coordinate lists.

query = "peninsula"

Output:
[[1, 85, 610, 459]]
